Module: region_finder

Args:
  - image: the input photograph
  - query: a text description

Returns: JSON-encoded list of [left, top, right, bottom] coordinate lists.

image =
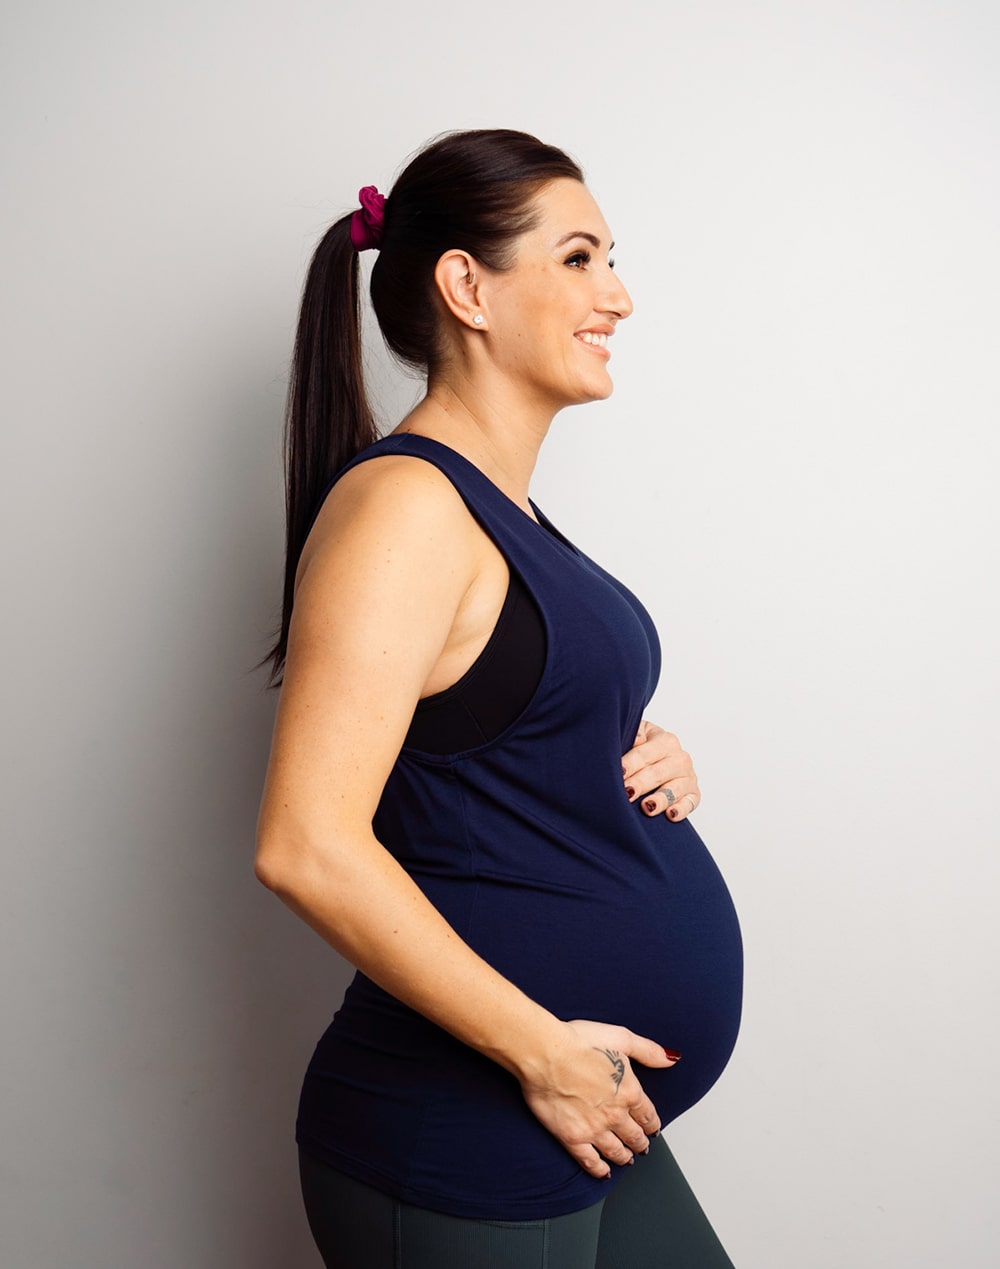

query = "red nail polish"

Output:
[[664, 1048, 682, 1062], [668, 808, 679, 820], [643, 799, 657, 814], [625, 785, 635, 798]]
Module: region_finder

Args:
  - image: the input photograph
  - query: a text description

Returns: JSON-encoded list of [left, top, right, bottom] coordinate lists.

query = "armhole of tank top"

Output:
[[404, 569, 546, 753], [322, 443, 554, 758], [362, 447, 553, 756]]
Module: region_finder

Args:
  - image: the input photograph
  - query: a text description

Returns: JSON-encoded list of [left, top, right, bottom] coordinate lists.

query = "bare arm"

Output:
[[256, 458, 674, 1174]]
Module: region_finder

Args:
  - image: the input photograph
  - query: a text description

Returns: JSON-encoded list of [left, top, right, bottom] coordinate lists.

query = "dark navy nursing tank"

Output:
[[296, 434, 743, 1220]]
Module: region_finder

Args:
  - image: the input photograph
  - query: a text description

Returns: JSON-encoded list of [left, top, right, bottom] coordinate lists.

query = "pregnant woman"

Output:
[[255, 128, 743, 1268]]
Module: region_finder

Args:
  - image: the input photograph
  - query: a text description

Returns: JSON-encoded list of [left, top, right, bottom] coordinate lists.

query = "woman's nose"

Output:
[[600, 270, 634, 321]]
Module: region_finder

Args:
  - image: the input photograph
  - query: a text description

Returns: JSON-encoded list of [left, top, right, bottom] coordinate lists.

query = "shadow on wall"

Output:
[[209, 381, 359, 1266], [104, 364, 359, 1266]]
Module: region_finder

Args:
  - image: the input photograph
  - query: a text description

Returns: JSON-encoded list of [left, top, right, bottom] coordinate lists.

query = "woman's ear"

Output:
[[434, 250, 488, 332]]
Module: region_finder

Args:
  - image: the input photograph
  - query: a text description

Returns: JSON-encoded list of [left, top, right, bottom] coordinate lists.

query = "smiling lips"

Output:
[[575, 330, 612, 358]]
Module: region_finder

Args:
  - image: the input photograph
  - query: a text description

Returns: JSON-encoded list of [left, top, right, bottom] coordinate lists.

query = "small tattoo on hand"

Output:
[[663, 788, 676, 806], [595, 1047, 626, 1092]]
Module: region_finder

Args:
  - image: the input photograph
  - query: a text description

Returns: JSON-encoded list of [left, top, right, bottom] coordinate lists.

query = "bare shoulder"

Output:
[[298, 453, 477, 583], [328, 451, 467, 515], [291, 453, 491, 650]]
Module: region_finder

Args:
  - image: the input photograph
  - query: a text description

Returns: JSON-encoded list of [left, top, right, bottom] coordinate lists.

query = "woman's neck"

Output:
[[393, 376, 556, 515]]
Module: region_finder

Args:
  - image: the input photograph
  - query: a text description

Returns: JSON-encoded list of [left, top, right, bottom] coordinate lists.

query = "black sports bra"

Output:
[[404, 570, 546, 754]]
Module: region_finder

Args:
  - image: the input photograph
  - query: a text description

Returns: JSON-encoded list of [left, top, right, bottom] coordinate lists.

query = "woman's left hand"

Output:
[[621, 720, 701, 820]]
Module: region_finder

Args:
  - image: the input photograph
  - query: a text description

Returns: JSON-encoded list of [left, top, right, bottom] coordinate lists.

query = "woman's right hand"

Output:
[[519, 1020, 681, 1178]]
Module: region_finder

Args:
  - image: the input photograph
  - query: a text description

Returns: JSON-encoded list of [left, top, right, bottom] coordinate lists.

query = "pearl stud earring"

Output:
[[473, 314, 484, 326]]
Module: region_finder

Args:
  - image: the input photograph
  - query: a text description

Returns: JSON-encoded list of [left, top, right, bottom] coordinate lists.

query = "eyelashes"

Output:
[[565, 250, 616, 270]]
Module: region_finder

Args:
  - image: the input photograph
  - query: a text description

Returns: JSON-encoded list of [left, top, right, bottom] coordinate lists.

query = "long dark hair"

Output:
[[265, 129, 583, 681]]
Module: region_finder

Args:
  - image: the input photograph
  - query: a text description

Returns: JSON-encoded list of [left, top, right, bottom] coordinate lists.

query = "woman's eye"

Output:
[[565, 250, 591, 268]]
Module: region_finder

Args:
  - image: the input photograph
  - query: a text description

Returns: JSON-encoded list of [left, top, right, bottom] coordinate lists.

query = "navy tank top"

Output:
[[296, 434, 743, 1221]]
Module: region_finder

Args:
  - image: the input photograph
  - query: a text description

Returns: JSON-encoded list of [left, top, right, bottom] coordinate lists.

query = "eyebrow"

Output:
[[555, 231, 615, 250]]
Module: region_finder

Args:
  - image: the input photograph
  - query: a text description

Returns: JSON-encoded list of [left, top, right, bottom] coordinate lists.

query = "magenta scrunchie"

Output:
[[350, 185, 385, 252]]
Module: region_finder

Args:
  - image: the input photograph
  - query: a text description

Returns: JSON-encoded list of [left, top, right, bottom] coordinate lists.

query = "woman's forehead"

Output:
[[530, 179, 613, 248]]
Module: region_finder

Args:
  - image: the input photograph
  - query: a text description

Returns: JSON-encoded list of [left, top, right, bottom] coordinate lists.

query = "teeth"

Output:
[[580, 332, 608, 347]]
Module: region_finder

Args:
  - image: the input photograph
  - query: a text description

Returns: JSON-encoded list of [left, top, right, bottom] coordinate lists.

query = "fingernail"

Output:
[[668, 808, 679, 820], [643, 799, 657, 814], [664, 1048, 682, 1062], [627, 1157, 635, 1166], [625, 785, 636, 799]]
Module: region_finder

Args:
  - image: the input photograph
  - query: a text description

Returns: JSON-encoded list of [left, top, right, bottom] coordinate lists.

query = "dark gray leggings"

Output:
[[299, 1135, 734, 1268]]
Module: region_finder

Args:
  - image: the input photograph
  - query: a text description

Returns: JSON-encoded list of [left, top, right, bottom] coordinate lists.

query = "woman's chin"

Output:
[[551, 373, 615, 412], [583, 373, 615, 403]]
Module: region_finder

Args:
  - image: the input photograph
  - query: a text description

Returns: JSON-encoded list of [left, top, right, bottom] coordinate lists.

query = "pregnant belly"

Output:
[[423, 816, 744, 1128], [298, 819, 741, 1217]]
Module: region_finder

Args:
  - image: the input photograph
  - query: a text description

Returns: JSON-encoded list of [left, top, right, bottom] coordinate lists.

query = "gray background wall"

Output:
[[2, 2, 998, 1265]]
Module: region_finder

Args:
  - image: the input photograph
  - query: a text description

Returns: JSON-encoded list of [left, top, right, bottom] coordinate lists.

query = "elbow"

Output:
[[254, 809, 371, 913], [254, 825, 298, 895], [253, 846, 281, 893], [253, 821, 345, 904]]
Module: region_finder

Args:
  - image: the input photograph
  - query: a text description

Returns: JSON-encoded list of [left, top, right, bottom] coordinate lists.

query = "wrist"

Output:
[[484, 1009, 572, 1087]]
